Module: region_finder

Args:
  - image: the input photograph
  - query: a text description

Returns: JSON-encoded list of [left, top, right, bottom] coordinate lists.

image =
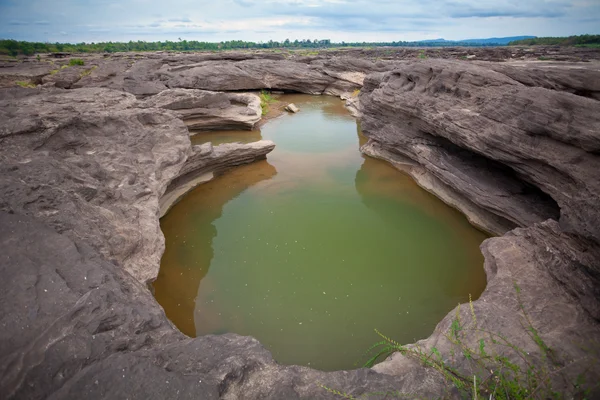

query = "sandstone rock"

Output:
[[41, 65, 89, 89], [0, 87, 190, 284], [1, 50, 600, 399], [141, 89, 262, 131], [285, 103, 299, 113], [485, 61, 600, 100]]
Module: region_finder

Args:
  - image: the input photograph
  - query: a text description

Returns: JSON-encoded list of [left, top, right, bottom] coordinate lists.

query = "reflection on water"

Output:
[[191, 129, 263, 146], [154, 95, 488, 370]]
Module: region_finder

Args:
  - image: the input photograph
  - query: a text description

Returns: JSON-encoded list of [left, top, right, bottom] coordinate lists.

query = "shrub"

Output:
[[69, 58, 85, 66]]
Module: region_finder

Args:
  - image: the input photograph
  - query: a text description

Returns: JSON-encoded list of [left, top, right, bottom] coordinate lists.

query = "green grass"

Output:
[[259, 90, 275, 116], [418, 51, 427, 59], [325, 284, 598, 399], [68, 58, 85, 66], [15, 80, 36, 88]]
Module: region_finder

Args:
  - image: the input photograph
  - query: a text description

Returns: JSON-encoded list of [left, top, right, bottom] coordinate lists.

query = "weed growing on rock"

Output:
[[259, 90, 275, 116], [325, 283, 598, 399], [15, 80, 36, 88]]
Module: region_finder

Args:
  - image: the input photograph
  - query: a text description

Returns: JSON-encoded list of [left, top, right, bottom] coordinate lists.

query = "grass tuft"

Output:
[[68, 58, 85, 66], [15, 80, 36, 88], [259, 90, 275, 116]]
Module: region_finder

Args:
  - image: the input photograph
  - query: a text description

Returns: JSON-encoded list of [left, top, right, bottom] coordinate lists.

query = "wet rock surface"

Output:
[[0, 47, 599, 398]]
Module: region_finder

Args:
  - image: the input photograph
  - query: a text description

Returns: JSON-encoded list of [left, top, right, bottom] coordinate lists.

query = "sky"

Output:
[[0, 0, 599, 43]]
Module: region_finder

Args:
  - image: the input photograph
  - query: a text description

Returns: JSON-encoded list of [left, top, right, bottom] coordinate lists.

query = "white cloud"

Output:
[[0, 0, 598, 43]]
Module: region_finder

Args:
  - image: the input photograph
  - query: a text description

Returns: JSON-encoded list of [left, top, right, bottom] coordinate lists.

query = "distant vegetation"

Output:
[[0, 37, 532, 56], [0, 35, 598, 56], [509, 34, 600, 47]]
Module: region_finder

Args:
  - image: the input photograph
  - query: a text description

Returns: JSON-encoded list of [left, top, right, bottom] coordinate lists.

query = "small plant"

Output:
[[36, 54, 41, 61], [69, 58, 85, 66], [352, 89, 360, 98], [15, 80, 36, 88], [259, 90, 275, 116], [325, 283, 598, 399], [538, 56, 550, 61], [418, 51, 427, 59]]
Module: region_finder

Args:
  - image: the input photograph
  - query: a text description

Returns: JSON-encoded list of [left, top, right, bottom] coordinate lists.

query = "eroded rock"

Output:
[[141, 89, 262, 131], [360, 59, 600, 241]]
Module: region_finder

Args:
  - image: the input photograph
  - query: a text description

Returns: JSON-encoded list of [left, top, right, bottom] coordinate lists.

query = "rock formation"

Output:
[[141, 89, 262, 131], [0, 49, 599, 399]]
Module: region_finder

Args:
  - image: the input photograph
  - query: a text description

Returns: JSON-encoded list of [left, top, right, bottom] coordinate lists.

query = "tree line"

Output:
[[508, 34, 600, 46], [0, 38, 508, 56], [2, 34, 598, 56]]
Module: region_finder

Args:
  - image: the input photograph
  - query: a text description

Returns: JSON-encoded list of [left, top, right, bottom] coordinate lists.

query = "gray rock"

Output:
[[0, 87, 190, 284], [285, 103, 299, 113], [141, 89, 262, 131]]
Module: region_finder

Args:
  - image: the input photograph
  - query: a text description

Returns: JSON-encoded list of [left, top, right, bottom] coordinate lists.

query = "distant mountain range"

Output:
[[416, 36, 537, 45]]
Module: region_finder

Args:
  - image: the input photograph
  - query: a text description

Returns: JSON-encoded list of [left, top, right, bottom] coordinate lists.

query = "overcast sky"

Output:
[[1, 0, 598, 43]]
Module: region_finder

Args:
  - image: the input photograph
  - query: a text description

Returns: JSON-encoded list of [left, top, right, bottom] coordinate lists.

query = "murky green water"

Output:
[[154, 95, 488, 371]]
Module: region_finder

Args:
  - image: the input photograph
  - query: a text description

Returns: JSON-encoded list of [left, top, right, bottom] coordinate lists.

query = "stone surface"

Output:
[[285, 103, 299, 113], [141, 89, 262, 131], [0, 87, 190, 284], [359, 58, 600, 396]]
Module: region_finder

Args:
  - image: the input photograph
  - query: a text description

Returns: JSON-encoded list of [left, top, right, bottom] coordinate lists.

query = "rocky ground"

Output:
[[0, 47, 599, 399]]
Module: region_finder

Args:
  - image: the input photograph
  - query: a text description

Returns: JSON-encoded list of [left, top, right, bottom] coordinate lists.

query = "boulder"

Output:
[[285, 103, 299, 113]]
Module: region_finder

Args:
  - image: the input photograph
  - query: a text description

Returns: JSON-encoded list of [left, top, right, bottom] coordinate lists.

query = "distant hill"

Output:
[[417, 36, 536, 45]]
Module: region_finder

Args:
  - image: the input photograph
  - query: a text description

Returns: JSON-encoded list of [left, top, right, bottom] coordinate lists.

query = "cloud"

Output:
[[0, 0, 597, 43]]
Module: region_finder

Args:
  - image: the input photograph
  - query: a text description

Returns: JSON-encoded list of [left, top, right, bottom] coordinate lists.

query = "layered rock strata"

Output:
[[141, 89, 262, 131]]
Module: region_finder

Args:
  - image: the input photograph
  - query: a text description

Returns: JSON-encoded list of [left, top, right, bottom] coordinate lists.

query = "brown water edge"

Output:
[[154, 160, 277, 336]]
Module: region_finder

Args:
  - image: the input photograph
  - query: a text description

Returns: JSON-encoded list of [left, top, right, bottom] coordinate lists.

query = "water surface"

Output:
[[154, 94, 488, 371]]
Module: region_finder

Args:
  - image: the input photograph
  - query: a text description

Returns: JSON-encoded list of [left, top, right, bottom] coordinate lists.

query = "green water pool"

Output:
[[154, 94, 488, 371]]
